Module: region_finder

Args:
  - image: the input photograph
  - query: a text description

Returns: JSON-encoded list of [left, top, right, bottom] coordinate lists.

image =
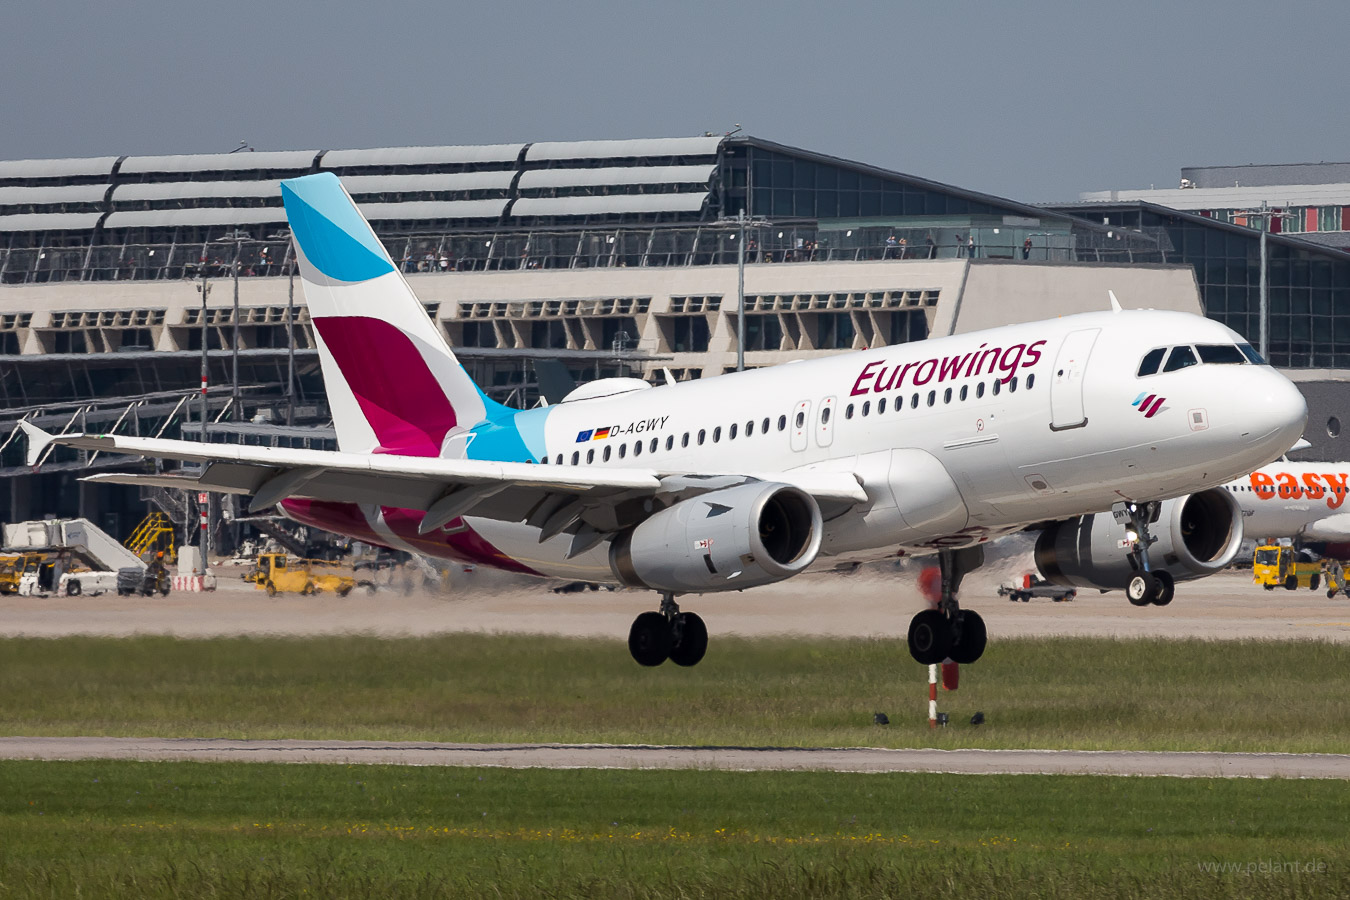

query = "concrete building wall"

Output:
[[0, 259, 1204, 377]]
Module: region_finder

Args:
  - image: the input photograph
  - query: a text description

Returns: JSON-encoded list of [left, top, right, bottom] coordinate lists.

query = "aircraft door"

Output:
[[815, 396, 836, 448], [790, 400, 811, 452], [1049, 328, 1100, 431]]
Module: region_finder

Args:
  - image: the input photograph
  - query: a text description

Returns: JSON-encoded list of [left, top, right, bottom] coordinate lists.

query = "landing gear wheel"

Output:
[[907, 608, 952, 665], [1127, 573, 1157, 607], [265, 580, 277, 597], [948, 610, 987, 664], [1151, 571, 1175, 607], [668, 612, 708, 667], [628, 611, 671, 666]]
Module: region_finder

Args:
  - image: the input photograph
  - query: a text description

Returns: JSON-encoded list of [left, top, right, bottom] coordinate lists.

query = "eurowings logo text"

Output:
[[1132, 393, 1166, 418]]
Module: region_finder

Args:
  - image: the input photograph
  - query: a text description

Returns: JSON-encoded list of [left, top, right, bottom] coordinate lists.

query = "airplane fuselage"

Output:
[[282, 308, 1306, 582]]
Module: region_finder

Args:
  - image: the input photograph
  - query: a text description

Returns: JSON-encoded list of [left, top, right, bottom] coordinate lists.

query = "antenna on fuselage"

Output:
[[1108, 290, 1123, 313]]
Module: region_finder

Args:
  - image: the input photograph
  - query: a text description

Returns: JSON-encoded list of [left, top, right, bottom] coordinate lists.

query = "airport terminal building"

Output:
[[3, 135, 1348, 544]]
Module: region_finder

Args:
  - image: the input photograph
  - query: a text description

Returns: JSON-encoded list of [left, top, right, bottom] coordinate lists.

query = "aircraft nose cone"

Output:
[[1249, 370, 1308, 456]]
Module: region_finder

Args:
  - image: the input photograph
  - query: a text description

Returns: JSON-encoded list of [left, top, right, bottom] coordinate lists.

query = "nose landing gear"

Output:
[[907, 546, 988, 665], [1117, 501, 1174, 606], [628, 593, 708, 667]]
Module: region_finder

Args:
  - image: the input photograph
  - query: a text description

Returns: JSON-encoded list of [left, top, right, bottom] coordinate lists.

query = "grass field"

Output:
[[0, 760, 1345, 899], [2, 634, 1349, 751]]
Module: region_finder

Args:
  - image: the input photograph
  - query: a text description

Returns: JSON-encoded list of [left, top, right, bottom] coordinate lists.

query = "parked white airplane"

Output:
[[1226, 462, 1350, 546], [22, 174, 1308, 667]]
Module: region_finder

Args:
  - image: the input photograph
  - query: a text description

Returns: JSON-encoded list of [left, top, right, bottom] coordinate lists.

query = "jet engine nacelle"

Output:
[[610, 482, 822, 594], [1034, 487, 1245, 591]]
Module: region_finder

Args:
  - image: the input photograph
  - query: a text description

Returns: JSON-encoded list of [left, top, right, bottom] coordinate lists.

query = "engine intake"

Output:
[[1035, 487, 1245, 591], [611, 482, 822, 594]]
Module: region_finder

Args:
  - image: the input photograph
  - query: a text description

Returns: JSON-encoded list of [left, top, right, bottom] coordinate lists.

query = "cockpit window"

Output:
[[1162, 345, 1198, 373], [1239, 343, 1266, 365], [1137, 347, 1166, 377], [1196, 344, 1247, 365]]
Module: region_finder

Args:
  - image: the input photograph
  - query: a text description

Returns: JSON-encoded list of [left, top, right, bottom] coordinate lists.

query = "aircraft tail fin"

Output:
[[280, 173, 499, 456]]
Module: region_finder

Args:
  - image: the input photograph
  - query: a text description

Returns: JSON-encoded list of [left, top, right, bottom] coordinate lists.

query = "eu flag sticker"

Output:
[[576, 429, 594, 443]]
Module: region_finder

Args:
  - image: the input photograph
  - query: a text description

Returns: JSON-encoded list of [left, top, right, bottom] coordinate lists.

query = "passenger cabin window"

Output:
[[862, 400, 871, 416], [556, 454, 563, 465], [959, 385, 968, 401], [603, 446, 612, 462], [763, 417, 771, 433], [878, 397, 887, 414], [730, 423, 738, 439], [1197, 344, 1247, 365], [845, 404, 854, 420], [777, 415, 786, 431], [1137, 347, 1166, 376], [698, 429, 706, 445], [746, 420, 754, 435], [976, 383, 985, 398], [713, 426, 722, 443], [821, 407, 831, 424], [795, 411, 805, 428], [1163, 345, 1198, 373], [633, 441, 642, 456], [618, 443, 627, 459], [586, 449, 595, 464], [571, 451, 579, 465]]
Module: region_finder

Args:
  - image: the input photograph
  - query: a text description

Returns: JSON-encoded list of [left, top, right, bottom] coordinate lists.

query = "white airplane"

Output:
[[1225, 461, 1350, 548], [22, 173, 1308, 667]]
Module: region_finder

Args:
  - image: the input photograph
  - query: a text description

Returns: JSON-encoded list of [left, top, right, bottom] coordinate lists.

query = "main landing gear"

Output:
[[628, 593, 709, 667], [1116, 501, 1174, 607], [907, 546, 988, 666]]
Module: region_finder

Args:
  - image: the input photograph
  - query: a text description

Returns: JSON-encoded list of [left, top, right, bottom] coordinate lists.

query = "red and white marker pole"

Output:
[[928, 664, 938, 728]]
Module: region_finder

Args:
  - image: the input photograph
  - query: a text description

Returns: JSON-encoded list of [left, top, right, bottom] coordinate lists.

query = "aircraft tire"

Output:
[[1127, 573, 1157, 607], [1151, 572, 1175, 606], [907, 609, 951, 665], [948, 610, 986, 664], [668, 612, 708, 667], [628, 611, 671, 667]]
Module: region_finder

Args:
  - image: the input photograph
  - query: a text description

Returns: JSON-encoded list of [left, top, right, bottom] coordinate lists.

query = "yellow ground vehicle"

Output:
[[0, 554, 29, 594], [1253, 544, 1323, 591], [247, 553, 356, 597]]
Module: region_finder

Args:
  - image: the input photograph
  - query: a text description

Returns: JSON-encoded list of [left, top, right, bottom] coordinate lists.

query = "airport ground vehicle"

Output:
[[1253, 544, 1322, 591], [998, 574, 1076, 603], [246, 552, 356, 597]]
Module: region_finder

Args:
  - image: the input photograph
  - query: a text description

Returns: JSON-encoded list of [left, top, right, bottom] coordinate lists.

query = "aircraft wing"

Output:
[[23, 423, 865, 535]]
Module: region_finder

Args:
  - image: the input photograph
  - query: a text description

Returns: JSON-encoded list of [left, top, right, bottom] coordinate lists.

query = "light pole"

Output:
[[214, 229, 253, 413], [193, 257, 211, 576], [267, 229, 296, 425], [1234, 203, 1294, 361], [717, 210, 770, 372]]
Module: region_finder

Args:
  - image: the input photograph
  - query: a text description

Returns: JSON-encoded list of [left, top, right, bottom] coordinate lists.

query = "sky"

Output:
[[3, 0, 1348, 203]]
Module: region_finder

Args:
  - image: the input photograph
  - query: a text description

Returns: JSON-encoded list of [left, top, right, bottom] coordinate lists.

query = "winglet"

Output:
[[1108, 290, 1122, 312], [19, 420, 55, 467]]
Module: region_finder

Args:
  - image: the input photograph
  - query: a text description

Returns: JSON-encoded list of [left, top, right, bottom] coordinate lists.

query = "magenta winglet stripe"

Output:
[[313, 316, 457, 456]]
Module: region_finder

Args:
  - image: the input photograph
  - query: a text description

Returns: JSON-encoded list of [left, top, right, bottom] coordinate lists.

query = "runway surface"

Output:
[[2, 738, 1348, 778], [3, 568, 1349, 643]]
